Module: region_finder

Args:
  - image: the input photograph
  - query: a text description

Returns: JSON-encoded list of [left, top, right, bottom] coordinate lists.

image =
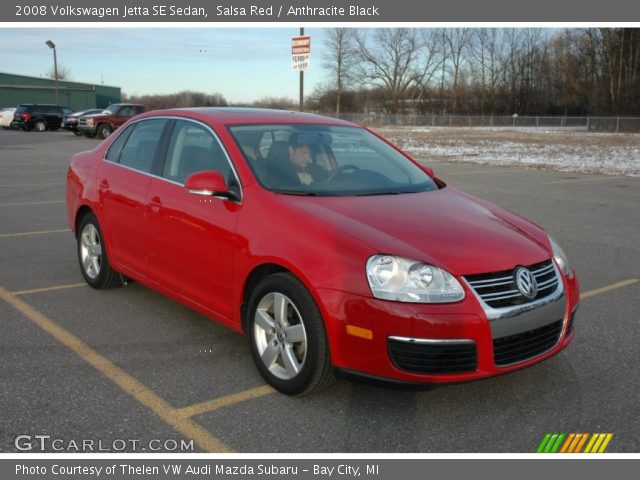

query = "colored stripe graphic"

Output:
[[538, 433, 613, 453]]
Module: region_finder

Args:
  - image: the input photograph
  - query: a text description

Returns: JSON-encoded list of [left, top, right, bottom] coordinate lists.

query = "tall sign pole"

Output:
[[292, 30, 311, 112], [299, 27, 304, 112]]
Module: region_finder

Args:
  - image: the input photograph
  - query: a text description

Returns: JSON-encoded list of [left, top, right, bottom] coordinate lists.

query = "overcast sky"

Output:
[[1, 28, 327, 103]]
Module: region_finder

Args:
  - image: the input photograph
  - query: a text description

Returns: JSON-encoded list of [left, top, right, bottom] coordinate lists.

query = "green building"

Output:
[[0, 72, 120, 111]]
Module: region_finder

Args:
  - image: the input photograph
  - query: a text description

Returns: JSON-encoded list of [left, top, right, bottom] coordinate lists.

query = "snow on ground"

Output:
[[376, 127, 640, 177]]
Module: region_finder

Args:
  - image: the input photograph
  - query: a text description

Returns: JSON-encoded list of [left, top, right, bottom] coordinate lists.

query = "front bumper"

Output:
[[77, 124, 97, 134], [318, 268, 579, 383]]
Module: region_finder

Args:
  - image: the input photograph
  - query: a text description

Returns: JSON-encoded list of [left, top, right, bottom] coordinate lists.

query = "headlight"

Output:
[[549, 236, 570, 275], [366, 255, 465, 303], [86, 118, 94, 126]]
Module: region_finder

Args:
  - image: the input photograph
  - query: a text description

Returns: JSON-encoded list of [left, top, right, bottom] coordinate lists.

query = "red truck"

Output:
[[77, 103, 144, 139]]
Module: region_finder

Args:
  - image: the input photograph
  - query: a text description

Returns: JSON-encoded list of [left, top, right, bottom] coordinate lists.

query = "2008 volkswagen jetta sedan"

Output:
[[66, 108, 580, 395]]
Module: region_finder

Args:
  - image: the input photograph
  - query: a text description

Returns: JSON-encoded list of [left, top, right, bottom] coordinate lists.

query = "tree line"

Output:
[[313, 28, 640, 116]]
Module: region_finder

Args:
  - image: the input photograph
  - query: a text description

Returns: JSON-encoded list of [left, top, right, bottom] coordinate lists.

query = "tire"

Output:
[[84, 132, 96, 138], [247, 273, 334, 395], [97, 123, 112, 140], [34, 120, 47, 132], [73, 130, 83, 136], [77, 212, 122, 289]]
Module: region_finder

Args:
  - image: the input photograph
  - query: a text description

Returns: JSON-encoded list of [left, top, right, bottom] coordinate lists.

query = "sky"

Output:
[[0, 28, 329, 103]]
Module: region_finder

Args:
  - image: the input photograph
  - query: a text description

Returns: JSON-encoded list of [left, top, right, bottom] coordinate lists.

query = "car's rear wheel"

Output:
[[34, 120, 47, 132], [77, 213, 122, 289], [97, 124, 112, 139], [247, 273, 334, 395]]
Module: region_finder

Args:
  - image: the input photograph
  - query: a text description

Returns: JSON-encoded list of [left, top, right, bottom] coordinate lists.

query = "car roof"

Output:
[[135, 107, 357, 127]]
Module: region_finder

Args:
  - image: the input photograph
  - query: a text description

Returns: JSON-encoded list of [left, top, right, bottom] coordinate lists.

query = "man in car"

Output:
[[285, 134, 328, 186]]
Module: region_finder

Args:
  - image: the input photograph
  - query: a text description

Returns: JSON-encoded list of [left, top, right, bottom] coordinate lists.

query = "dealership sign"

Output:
[[292, 35, 310, 71]]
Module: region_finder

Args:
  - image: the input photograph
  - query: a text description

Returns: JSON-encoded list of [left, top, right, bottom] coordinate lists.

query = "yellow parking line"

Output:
[[581, 279, 639, 300], [0, 228, 69, 238], [176, 386, 276, 419], [12, 283, 87, 296], [0, 200, 65, 207], [0, 286, 232, 453]]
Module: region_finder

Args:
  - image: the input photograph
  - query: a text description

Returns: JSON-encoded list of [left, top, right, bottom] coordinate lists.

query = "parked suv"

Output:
[[78, 103, 144, 139], [11, 104, 74, 132]]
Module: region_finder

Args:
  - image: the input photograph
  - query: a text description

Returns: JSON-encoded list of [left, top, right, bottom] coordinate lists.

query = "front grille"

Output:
[[388, 339, 477, 374], [465, 260, 559, 309], [493, 320, 563, 366]]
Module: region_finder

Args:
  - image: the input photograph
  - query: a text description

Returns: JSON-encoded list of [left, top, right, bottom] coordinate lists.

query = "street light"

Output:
[[45, 40, 59, 106]]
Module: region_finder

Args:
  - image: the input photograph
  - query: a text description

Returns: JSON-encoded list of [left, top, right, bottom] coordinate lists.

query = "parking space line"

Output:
[[0, 286, 233, 453], [12, 283, 87, 296], [0, 228, 69, 238], [0, 200, 65, 207], [176, 386, 276, 419], [580, 279, 639, 300]]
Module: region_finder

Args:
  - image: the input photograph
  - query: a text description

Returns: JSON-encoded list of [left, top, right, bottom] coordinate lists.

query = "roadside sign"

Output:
[[292, 35, 311, 71]]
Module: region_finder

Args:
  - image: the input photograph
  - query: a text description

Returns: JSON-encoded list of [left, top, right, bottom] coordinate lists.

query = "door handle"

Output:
[[149, 196, 162, 213], [98, 179, 110, 190]]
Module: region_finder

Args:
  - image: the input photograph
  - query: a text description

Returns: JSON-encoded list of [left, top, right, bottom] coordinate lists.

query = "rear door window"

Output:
[[111, 119, 167, 173]]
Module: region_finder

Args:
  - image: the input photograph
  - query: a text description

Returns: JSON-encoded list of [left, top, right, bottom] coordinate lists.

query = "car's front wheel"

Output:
[[247, 273, 334, 395], [77, 213, 122, 289], [97, 124, 112, 139]]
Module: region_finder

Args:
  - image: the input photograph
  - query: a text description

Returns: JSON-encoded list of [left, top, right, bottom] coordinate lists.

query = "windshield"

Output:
[[104, 105, 119, 114], [228, 124, 437, 196]]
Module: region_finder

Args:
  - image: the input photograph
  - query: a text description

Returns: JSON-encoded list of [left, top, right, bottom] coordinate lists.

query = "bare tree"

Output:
[[443, 28, 472, 113], [322, 28, 358, 114], [468, 29, 504, 113], [47, 63, 71, 80], [412, 30, 444, 107], [355, 28, 422, 114]]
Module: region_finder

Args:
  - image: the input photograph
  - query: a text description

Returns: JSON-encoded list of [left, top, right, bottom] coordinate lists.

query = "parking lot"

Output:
[[0, 129, 638, 453]]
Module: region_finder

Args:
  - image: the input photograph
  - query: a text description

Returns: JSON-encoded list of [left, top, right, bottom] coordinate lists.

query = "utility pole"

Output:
[[46, 40, 59, 106], [299, 27, 304, 112]]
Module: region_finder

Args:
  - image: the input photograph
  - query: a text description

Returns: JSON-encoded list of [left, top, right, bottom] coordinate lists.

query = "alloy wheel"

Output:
[[79, 223, 103, 279], [253, 292, 308, 380]]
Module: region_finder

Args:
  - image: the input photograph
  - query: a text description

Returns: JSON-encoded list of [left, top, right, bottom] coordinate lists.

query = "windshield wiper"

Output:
[[272, 189, 318, 196], [356, 190, 423, 196]]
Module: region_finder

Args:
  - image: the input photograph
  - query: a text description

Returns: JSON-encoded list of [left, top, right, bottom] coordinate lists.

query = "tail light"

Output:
[[21, 113, 31, 121]]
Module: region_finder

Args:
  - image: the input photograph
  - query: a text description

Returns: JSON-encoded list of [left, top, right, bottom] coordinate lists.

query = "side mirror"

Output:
[[418, 164, 446, 189], [184, 170, 237, 200]]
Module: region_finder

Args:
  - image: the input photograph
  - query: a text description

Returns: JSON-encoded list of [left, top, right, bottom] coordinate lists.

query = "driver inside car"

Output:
[[282, 133, 328, 186]]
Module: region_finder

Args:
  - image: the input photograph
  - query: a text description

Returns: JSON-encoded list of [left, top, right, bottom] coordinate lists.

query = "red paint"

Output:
[[66, 109, 580, 384]]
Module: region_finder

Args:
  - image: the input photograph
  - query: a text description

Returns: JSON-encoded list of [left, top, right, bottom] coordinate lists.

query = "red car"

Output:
[[66, 108, 579, 395]]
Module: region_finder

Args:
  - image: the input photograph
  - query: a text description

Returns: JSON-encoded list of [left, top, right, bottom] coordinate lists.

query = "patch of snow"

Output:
[[379, 129, 640, 177]]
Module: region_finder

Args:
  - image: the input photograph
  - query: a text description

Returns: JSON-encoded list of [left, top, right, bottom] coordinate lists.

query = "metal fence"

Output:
[[328, 113, 640, 132]]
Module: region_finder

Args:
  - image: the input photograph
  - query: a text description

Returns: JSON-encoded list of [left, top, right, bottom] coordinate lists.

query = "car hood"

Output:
[[279, 187, 551, 276]]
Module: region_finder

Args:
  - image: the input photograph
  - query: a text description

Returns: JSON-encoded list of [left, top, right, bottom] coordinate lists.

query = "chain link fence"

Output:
[[328, 113, 640, 132]]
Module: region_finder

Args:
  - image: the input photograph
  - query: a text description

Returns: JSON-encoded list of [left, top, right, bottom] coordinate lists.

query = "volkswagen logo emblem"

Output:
[[514, 267, 538, 299]]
